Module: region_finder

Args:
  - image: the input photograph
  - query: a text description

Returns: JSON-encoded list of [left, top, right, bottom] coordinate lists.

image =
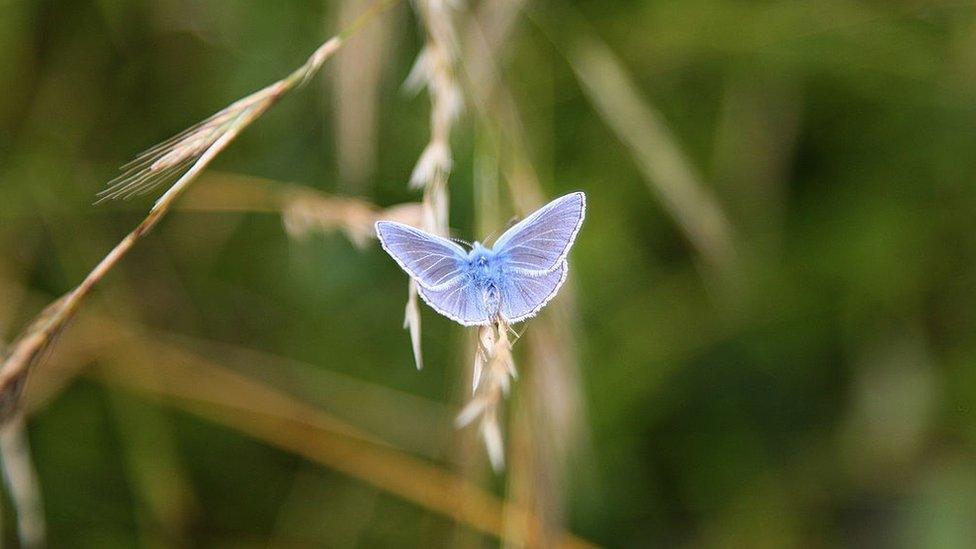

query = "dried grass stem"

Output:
[[0, 0, 401, 423]]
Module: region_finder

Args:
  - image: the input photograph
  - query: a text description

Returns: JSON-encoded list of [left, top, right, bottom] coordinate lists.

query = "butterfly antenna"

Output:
[[450, 236, 472, 249], [484, 216, 521, 245]]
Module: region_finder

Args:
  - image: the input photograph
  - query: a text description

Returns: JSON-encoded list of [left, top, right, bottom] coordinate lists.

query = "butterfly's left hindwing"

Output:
[[500, 261, 568, 323]]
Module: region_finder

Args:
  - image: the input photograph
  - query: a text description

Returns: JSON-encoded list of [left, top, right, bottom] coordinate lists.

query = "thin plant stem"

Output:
[[399, 0, 463, 371], [0, 415, 45, 548], [84, 318, 596, 548], [0, 0, 402, 423]]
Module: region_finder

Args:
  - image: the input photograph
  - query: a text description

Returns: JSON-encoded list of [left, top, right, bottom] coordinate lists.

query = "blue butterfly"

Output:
[[376, 192, 586, 326]]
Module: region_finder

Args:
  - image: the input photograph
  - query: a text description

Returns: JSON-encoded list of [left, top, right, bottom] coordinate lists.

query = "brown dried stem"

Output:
[[456, 318, 517, 471], [176, 173, 424, 248], [0, 0, 401, 424], [81, 317, 594, 547]]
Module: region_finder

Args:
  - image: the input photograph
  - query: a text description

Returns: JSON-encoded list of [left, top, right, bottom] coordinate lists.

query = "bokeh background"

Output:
[[2, 0, 976, 547]]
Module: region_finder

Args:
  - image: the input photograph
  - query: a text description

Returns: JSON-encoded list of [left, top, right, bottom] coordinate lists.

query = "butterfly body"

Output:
[[456, 242, 522, 317], [376, 192, 585, 326]]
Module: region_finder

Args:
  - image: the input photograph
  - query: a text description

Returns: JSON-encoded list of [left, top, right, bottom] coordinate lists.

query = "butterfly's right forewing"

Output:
[[375, 221, 468, 289], [492, 192, 585, 275]]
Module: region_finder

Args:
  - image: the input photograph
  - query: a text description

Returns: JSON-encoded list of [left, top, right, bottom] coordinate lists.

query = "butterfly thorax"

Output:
[[466, 243, 503, 314]]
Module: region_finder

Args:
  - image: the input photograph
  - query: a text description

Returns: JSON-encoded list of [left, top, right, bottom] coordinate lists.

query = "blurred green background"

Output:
[[3, 0, 976, 547]]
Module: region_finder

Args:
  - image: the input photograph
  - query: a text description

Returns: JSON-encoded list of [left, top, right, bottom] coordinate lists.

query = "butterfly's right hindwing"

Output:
[[375, 221, 468, 290]]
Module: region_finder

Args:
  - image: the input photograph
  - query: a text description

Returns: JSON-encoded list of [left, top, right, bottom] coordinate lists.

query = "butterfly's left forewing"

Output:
[[375, 221, 468, 289]]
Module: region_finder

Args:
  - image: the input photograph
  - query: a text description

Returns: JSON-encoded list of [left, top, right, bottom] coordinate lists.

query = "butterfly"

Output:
[[375, 192, 586, 326]]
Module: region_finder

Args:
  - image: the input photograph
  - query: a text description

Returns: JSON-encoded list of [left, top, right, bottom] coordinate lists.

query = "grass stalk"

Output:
[[0, 416, 45, 548], [78, 316, 595, 547], [0, 0, 401, 423], [568, 36, 740, 276], [401, 0, 462, 370]]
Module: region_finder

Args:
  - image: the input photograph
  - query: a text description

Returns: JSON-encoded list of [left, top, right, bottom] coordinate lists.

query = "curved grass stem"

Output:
[[0, 0, 402, 424]]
